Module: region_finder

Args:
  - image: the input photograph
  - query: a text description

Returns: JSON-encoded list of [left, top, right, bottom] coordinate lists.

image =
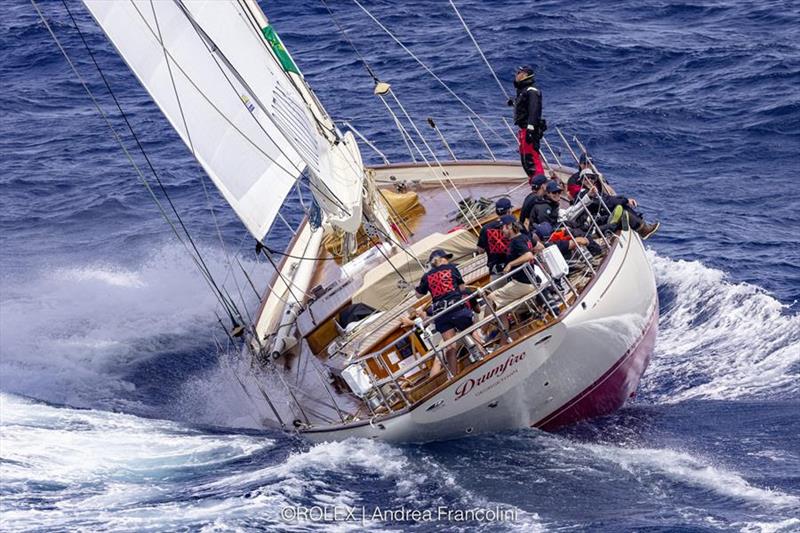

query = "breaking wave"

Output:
[[0, 393, 273, 532], [644, 251, 800, 404], [0, 243, 262, 415]]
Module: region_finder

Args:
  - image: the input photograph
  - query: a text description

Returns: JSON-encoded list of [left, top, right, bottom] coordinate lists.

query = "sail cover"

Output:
[[83, 0, 364, 240]]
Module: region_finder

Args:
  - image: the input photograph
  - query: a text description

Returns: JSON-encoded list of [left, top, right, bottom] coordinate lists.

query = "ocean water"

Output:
[[1, 0, 799, 531]]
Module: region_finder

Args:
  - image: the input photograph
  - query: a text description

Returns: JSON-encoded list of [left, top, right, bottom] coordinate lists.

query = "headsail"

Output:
[[83, 0, 365, 240], [240, 0, 365, 234]]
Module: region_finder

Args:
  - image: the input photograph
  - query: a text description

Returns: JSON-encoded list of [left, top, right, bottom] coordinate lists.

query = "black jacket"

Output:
[[513, 81, 542, 129], [520, 193, 547, 229], [530, 198, 560, 227]]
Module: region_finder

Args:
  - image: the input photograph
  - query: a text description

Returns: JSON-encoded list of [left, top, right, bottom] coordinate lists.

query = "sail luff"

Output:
[[170, 1, 362, 228]]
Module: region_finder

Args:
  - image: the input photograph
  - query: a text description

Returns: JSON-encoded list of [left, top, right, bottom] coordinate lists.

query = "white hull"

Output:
[[301, 227, 657, 443]]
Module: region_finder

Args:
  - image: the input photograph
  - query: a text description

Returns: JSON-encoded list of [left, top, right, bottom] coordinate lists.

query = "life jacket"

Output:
[[426, 267, 458, 301], [549, 230, 571, 243], [486, 227, 510, 255]]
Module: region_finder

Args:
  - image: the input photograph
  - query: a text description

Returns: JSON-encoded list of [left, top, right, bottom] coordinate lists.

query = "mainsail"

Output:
[[83, 0, 364, 239]]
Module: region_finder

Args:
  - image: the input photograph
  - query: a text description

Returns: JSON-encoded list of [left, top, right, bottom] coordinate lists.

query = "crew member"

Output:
[[567, 153, 593, 201], [487, 215, 544, 343], [510, 66, 545, 181], [529, 180, 563, 227], [533, 222, 590, 259], [477, 198, 513, 280], [519, 174, 548, 232], [409, 249, 475, 377], [582, 172, 660, 239]]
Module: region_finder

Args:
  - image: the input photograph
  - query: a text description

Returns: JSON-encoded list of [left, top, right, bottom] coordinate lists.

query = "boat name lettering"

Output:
[[454, 351, 527, 401]]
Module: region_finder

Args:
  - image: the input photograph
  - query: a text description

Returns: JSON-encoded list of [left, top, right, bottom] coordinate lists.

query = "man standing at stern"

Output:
[[510, 66, 545, 181]]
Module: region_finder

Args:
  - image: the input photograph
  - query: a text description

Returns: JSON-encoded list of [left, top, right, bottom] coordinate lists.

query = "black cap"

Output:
[[531, 174, 548, 187], [428, 249, 453, 262], [515, 66, 535, 84], [516, 65, 534, 76], [499, 214, 517, 226], [546, 180, 563, 193], [534, 222, 553, 240], [495, 197, 512, 213]]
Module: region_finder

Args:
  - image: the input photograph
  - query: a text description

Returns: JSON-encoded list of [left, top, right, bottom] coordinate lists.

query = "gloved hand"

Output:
[[525, 127, 537, 144], [506, 97, 514, 107]]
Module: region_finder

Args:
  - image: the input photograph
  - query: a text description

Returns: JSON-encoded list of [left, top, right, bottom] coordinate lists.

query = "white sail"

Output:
[[238, 0, 365, 233], [84, 0, 365, 239]]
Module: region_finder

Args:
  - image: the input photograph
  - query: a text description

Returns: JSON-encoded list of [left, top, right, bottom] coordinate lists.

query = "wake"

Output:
[[643, 250, 800, 403]]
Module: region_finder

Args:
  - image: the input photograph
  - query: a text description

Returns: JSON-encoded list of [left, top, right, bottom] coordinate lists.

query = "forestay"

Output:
[[83, 0, 364, 239]]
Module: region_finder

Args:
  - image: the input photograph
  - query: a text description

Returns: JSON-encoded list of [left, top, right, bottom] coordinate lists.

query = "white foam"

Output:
[[0, 243, 262, 412], [0, 393, 273, 531], [195, 438, 542, 531], [737, 518, 800, 533], [580, 441, 799, 510], [56, 265, 146, 288], [645, 250, 800, 403]]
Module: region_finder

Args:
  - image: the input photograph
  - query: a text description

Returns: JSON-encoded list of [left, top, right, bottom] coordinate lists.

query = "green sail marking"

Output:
[[261, 25, 299, 74]]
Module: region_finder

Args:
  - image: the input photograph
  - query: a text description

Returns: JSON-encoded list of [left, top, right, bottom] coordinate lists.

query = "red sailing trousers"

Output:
[[518, 128, 544, 182]]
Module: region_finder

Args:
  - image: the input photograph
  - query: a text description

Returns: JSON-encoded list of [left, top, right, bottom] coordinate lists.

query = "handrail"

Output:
[[370, 273, 557, 389], [345, 260, 546, 366], [340, 260, 578, 416]]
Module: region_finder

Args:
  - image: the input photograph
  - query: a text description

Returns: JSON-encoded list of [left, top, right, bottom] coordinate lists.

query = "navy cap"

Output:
[[531, 174, 548, 188], [516, 65, 534, 76], [579, 153, 592, 165], [428, 249, 453, 262], [546, 180, 563, 193], [499, 214, 517, 226], [495, 197, 512, 213], [534, 222, 553, 240]]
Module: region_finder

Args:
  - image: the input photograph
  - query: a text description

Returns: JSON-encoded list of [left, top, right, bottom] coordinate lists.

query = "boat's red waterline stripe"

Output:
[[533, 300, 660, 431]]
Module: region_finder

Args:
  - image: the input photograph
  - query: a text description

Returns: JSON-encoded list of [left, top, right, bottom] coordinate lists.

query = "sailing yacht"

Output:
[[73, 0, 658, 442]]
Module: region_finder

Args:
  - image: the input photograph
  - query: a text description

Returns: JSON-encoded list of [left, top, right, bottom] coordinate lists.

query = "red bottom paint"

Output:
[[534, 304, 659, 431]]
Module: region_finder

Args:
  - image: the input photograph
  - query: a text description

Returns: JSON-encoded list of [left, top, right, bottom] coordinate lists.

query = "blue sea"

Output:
[[1, 1, 799, 531]]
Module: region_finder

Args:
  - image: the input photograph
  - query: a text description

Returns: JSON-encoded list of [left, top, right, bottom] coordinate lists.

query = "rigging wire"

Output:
[[350, 0, 514, 151], [320, 0, 379, 84], [320, 0, 484, 234], [378, 95, 421, 162], [448, 0, 510, 101], [44, 0, 242, 325], [447, 1, 559, 174], [281, 2, 459, 277], [387, 90, 485, 233]]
